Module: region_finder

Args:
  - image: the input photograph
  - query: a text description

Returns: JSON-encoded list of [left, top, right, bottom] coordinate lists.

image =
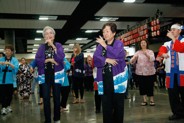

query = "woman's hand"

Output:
[[162, 53, 169, 59], [45, 59, 58, 65], [45, 38, 57, 53], [105, 58, 118, 66], [96, 36, 107, 49]]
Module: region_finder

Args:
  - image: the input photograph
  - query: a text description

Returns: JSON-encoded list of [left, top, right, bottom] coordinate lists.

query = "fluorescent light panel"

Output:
[[76, 38, 88, 40], [36, 30, 43, 33], [124, 0, 136, 3], [69, 44, 74, 46], [35, 38, 41, 41], [39, 16, 58, 20], [100, 17, 119, 22], [33, 44, 39, 46], [85, 30, 100, 33]]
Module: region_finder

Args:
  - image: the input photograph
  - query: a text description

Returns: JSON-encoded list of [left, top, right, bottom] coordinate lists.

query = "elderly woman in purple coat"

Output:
[[35, 26, 65, 123], [93, 22, 128, 123]]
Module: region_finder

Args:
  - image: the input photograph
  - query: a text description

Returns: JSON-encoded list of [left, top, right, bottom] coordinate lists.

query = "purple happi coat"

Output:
[[93, 40, 128, 95]]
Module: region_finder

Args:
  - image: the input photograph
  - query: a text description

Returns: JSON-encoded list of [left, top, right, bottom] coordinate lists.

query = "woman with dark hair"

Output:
[[0, 45, 19, 115], [84, 55, 94, 91], [130, 40, 156, 106], [94, 22, 128, 123], [0, 52, 5, 57], [17, 57, 33, 99]]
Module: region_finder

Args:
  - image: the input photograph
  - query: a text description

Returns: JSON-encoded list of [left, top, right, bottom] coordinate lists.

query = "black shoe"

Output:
[[168, 114, 181, 120]]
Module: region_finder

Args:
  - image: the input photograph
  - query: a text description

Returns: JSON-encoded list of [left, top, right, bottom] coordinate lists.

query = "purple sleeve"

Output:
[[35, 44, 45, 70], [54, 43, 65, 65], [93, 45, 106, 68], [106, 40, 125, 59]]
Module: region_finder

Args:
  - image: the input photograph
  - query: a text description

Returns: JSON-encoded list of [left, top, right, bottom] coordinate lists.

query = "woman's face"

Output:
[[4, 49, 13, 58], [21, 59, 26, 64], [87, 58, 92, 64], [73, 48, 78, 53], [44, 29, 55, 42], [102, 26, 115, 42], [140, 40, 147, 49]]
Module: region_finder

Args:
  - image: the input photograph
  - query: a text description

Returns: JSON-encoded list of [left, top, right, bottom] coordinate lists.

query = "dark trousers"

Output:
[[102, 93, 125, 123], [158, 74, 166, 88], [84, 76, 94, 91], [95, 90, 101, 111], [137, 75, 155, 96], [39, 84, 43, 98], [60, 86, 70, 108], [42, 83, 61, 123], [73, 76, 84, 99], [168, 74, 184, 117], [0, 84, 14, 108]]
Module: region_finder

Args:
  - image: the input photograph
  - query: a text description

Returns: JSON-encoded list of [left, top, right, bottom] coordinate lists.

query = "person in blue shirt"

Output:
[[0, 45, 19, 115], [60, 58, 71, 111]]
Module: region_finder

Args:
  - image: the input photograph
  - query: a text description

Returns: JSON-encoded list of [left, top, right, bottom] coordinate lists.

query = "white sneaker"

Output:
[[1, 108, 7, 115], [6, 106, 12, 113]]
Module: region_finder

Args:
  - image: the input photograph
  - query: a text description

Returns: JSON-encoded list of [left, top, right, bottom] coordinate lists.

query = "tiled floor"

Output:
[[0, 88, 184, 123]]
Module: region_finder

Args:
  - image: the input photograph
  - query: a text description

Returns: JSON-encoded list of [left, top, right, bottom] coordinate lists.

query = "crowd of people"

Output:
[[0, 22, 184, 123]]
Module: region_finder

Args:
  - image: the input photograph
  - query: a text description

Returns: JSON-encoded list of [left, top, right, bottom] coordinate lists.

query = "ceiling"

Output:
[[0, 0, 184, 54]]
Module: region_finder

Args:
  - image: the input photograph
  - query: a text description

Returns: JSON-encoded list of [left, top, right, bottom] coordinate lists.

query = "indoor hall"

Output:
[[0, 0, 184, 123], [0, 89, 184, 123]]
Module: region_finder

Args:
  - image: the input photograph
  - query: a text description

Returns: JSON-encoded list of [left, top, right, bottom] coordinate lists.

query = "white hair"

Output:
[[42, 26, 56, 37], [171, 24, 182, 30]]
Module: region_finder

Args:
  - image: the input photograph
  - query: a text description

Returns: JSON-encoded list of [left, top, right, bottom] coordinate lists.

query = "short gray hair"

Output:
[[42, 26, 56, 37]]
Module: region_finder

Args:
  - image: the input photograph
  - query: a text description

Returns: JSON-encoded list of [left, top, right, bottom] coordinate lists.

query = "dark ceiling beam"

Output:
[[81, 39, 96, 51], [55, 0, 108, 44]]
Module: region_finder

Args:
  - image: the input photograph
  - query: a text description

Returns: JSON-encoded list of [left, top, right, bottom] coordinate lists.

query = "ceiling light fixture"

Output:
[[36, 30, 43, 33], [124, 0, 136, 3], [39, 16, 57, 20], [35, 38, 41, 41], [76, 38, 88, 40], [100, 17, 119, 22], [33, 44, 39, 46], [85, 30, 100, 33], [39, 17, 48, 20], [64, 48, 69, 51], [69, 44, 74, 46]]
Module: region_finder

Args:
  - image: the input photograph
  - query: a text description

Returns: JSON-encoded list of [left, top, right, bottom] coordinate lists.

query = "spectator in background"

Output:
[[30, 59, 43, 105], [157, 23, 184, 120], [0, 45, 19, 115], [84, 55, 94, 91], [94, 22, 128, 123], [130, 40, 156, 106], [0, 52, 5, 58], [35, 26, 65, 123], [0, 52, 5, 104], [17, 57, 33, 100], [156, 60, 166, 88], [60, 58, 71, 112], [70, 43, 85, 104]]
